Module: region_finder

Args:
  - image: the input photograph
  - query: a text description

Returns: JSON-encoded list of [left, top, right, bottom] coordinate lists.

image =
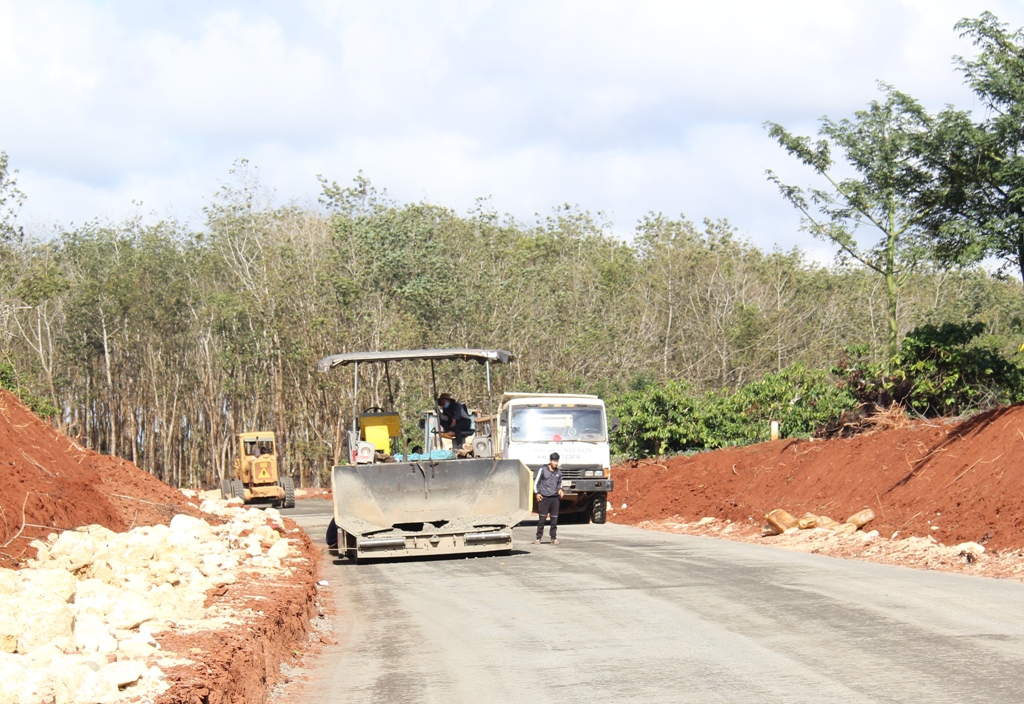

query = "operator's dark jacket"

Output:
[[440, 401, 473, 434], [534, 465, 562, 497]]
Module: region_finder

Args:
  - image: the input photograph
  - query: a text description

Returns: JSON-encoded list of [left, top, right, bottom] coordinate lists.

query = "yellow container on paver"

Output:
[[359, 412, 401, 455]]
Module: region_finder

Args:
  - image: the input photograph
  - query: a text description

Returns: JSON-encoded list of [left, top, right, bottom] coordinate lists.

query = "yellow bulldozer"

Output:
[[221, 431, 296, 508]]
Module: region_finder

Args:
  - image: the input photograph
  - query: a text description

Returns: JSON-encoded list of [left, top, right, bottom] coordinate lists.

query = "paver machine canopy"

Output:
[[316, 348, 532, 560]]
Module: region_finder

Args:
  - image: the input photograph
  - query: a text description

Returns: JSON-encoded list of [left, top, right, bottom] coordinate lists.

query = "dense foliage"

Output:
[[3, 168, 1022, 482], [612, 322, 1024, 459], [8, 14, 1024, 477], [609, 366, 858, 458], [0, 361, 58, 419], [921, 13, 1024, 284], [767, 86, 936, 358], [835, 322, 1024, 417]]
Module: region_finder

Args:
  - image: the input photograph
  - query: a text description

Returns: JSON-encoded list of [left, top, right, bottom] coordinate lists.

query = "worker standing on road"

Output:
[[534, 453, 563, 545]]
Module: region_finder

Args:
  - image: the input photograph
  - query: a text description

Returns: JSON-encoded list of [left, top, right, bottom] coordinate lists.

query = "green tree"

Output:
[[0, 151, 24, 244], [835, 322, 1024, 416], [920, 13, 1024, 284], [766, 85, 936, 359]]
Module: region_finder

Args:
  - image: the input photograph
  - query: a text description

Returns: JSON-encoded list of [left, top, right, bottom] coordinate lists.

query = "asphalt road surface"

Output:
[[281, 500, 1024, 703]]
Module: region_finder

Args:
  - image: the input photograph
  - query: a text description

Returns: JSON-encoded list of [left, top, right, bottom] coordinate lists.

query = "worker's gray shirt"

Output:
[[534, 465, 562, 497]]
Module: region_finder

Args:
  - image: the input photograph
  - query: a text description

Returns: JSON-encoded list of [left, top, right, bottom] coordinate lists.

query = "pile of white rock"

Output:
[[0, 500, 300, 704]]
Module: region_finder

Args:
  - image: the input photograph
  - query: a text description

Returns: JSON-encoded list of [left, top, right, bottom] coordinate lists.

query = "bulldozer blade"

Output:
[[331, 458, 532, 558]]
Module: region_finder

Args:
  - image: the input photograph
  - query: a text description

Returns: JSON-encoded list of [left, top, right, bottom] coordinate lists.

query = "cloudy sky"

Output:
[[3, 1, 1024, 257]]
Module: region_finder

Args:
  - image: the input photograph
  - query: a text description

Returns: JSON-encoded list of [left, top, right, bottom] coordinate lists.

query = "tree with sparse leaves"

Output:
[[0, 152, 24, 244], [766, 85, 936, 359]]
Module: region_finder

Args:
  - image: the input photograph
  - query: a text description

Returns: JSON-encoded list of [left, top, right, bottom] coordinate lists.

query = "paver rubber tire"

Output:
[[592, 496, 607, 524], [231, 479, 245, 501], [221, 479, 231, 500], [282, 476, 296, 509], [326, 519, 339, 549]]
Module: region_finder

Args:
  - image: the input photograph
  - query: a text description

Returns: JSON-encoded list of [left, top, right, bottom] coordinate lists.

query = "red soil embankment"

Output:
[[0, 389, 322, 703], [0, 390, 201, 566], [610, 404, 1024, 552]]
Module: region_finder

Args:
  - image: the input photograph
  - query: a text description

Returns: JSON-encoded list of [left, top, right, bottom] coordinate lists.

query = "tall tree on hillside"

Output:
[[766, 85, 936, 359], [0, 152, 24, 244], [918, 13, 1024, 284]]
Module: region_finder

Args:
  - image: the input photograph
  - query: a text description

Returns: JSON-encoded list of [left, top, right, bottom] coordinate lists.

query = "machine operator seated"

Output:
[[241, 440, 270, 456], [244, 440, 274, 457], [437, 393, 474, 449]]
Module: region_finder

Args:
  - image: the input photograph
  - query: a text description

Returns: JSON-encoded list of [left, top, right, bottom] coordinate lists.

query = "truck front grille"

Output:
[[556, 465, 603, 480]]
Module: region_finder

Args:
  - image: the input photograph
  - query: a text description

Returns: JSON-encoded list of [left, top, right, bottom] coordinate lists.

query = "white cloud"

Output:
[[2, 0, 1024, 256]]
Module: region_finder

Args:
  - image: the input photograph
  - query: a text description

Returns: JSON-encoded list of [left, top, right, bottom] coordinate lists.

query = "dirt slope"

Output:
[[610, 404, 1024, 552], [0, 389, 200, 566], [0, 390, 321, 703]]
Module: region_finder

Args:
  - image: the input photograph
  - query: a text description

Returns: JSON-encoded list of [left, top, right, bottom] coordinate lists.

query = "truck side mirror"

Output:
[[609, 416, 620, 434], [418, 418, 426, 429]]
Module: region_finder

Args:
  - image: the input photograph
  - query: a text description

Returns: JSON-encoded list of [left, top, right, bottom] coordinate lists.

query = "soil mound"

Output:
[[611, 403, 1024, 551], [0, 390, 199, 567]]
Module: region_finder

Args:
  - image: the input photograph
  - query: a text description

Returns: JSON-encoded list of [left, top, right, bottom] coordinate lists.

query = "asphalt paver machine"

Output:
[[316, 348, 532, 561]]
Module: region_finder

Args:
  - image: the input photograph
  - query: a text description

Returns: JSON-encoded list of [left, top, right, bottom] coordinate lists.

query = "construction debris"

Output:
[[763, 506, 875, 537], [846, 508, 876, 528], [763, 509, 799, 535], [814, 402, 910, 439], [0, 500, 301, 704]]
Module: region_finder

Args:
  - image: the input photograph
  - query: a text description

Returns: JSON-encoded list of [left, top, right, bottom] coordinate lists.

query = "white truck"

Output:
[[494, 392, 616, 524]]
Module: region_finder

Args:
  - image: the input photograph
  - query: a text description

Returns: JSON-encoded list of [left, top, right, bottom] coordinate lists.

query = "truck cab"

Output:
[[495, 393, 614, 523]]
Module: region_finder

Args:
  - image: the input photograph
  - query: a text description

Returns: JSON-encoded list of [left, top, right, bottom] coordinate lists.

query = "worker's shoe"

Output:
[[551, 540, 560, 545]]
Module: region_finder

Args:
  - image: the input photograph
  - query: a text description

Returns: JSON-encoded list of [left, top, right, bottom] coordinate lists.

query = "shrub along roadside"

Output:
[[609, 366, 857, 458], [611, 322, 1024, 459], [834, 322, 1024, 416], [0, 362, 58, 418]]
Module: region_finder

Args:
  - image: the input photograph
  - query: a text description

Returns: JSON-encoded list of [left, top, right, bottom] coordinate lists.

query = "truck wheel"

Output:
[[231, 479, 245, 501], [221, 479, 231, 500], [282, 476, 296, 509], [592, 497, 608, 524]]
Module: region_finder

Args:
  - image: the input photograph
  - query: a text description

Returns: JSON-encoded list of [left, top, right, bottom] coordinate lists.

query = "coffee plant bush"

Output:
[[610, 365, 857, 458]]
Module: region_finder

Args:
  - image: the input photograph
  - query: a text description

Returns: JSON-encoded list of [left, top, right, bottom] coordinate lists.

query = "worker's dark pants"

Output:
[[536, 495, 560, 540], [446, 419, 473, 451]]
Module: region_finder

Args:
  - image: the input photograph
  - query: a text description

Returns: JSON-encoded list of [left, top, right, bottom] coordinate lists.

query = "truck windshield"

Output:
[[510, 407, 605, 442]]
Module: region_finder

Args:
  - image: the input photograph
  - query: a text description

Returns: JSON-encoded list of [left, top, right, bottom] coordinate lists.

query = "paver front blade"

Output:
[[331, 458, 532, 559]]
